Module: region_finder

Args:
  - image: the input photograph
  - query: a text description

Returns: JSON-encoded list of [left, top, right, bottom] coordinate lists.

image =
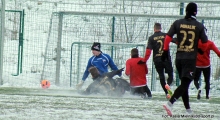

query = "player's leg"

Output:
[[84, 80, 100, 95], [169, 59, 184, 102], [154, 62, 168, 97], [194, 67, 202, 100], [139, 86, 147, 99], [143, 85, 152, 98], [163, 59, 194, 115], [203, 66, 210, 99], [164, 60, 174, 86], [181, 77, 193, 114], [131, 87, 147, 99], [163, 60, 182, 116], [130, 87, 143, 96], [164, 79, 188, 116], [164, 61, 174, 98], [177, 59, 195, 112], [194, 67, 202, 89], [169, 80, 188, 104], [130, 87, 136, 95]]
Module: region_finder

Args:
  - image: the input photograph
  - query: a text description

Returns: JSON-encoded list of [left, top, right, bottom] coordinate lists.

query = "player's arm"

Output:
[[82, 59, 92, 81], [200, 26, 208, 43], [144, 48, 152, 62], [163, 35, 172, 51], [210, 41, 220, 57], [163, 21, 176, 50], [107, 55, 118, 71], [197, 39, 208, 54], [125, 61, 130, 76], [104, 68, 124, 78], [144, 37, 153, 62], [161, 35, 172, 61], [76, 59, 92, 90]]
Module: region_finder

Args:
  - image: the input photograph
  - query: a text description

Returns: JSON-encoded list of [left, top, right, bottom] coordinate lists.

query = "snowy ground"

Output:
[[0, 87, 220, 120]]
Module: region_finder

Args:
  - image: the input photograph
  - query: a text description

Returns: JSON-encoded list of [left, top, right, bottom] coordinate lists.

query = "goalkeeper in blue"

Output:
[[76, 42, 119, 90]]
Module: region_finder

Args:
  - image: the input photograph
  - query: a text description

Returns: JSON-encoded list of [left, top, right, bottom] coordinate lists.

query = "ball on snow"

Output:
[[41, 80, 50, 89]]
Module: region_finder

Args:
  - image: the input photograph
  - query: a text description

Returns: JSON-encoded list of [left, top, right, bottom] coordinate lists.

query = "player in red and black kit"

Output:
[[125, 48, 152, 99], [162, 2, 208, 116], [143, 23, 174, 99], [195, 39, 220, 100]]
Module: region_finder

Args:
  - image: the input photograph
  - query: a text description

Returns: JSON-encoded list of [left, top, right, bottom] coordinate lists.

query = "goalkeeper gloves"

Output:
[[116, 68, 124, 76]]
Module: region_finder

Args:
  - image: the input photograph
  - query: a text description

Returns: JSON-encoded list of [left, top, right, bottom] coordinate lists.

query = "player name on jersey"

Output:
[[180, 24, 196, 30], [153, 35, 164, 40]]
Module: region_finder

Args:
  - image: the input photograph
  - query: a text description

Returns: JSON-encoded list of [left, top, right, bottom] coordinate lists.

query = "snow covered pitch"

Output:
[[0, 87, 219, 120]]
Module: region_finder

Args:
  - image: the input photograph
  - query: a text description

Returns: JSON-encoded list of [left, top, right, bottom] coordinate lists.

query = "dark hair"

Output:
[[88, 66, 100, 79], [131, 48, 139, 58], [154, 23, 161, 30], [186, 2, 197, 13], [185, 2, 197, 18]]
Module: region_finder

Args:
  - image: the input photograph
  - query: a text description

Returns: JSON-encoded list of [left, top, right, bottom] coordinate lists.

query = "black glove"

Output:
[[197, 48, 204, 55], [116, 68, 124, 76], [137, 60, 146, 64], [104, 68, 124, 78], [161, 51, 169, 62]]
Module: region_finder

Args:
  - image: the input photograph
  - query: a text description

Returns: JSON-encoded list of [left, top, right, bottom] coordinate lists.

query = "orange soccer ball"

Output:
[[41, 80, 51, 89]]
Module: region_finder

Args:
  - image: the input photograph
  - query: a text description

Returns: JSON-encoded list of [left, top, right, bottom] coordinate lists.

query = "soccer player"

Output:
[[81, 66, 127, 96], [162, 2, 208, 116], [142, 23, 174, 99], [125, 48, 152, 99], [194, 39, 220, 100], [76, 42, 119, 90]]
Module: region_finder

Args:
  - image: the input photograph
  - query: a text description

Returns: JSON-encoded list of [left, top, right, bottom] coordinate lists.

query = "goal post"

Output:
[[69, 42, 146, 87], [0, 0, 5, 85]]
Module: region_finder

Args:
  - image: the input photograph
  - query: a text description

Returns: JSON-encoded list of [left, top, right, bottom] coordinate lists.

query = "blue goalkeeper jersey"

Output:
[[82, 53, 118, 81]]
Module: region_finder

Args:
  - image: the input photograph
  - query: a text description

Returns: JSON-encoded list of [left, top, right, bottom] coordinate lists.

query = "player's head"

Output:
[[91, 42, 101, 51], [154, 23, 161, 32], [89, 66, 100, 79], [185, 2, 197, 17], [91, 42, 101, 56], [131, 48, 139, 58]]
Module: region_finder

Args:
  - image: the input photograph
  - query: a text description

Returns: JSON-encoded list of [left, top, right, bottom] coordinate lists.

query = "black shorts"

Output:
[[154, 61, 173, 74], [175, 59, 196, 80]]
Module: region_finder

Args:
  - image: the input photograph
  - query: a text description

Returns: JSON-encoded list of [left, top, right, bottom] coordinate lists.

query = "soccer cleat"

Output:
[[206, 96, 209, 100], [141, 93, 147, 99], [147, 96, 152, 99], [166, 94, 171, 99], [165, 84, 173, 96], [186, 109, 193, 115], [163, 102, 172, 116], [143, 96, 152, 99], [197, 90, 201, 100]]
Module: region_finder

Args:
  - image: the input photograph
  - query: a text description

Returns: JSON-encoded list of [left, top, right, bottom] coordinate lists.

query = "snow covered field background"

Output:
[[1, 0, 220, 120], [0, 87, 220, 120]]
